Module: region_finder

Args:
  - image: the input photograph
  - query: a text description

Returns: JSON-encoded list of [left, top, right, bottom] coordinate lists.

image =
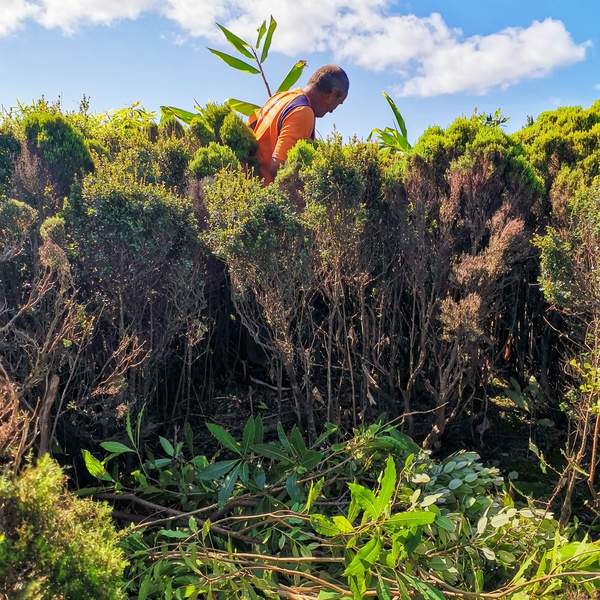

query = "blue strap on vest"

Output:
[[277, 94, 315, 139]]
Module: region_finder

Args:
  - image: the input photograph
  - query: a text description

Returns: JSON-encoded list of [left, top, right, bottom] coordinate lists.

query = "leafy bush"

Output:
[[0, 130, 20, 195], [22, 112, 94, 197], [189, 115, 216, 146], [84, 417, 600, 599], [219, 111, 258, 161], [0, 454, 126, 599], [189, 141, 240, 179], [0, 196, 36, 263]]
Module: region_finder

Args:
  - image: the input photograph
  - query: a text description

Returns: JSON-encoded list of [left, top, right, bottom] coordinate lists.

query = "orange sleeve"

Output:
[[272, 106, 315, 162]]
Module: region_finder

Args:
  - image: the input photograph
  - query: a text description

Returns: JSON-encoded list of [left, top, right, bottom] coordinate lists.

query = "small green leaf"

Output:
[[260, 16, 277, 63], [159, 529, 189, 539], [208, 48, 261, 75], [311, 514, 339, 537], [348, 482, 379, 520], [376, 575, 392, 600], [197, 459, 239, 480], [305, 477, 324, 513], [286, 472, 303, 503], [383, 510, 436, 529], [216, 22, 254, 60], [218, 462, 242, 508], [276, 60, 308, 93], [242, 415, 256, 454], [100, 441, 135, 454], [288, 425, 308, 459], [252, 443, 292, 463], [332, 515, 354, 533], [256, 20, 267, 48], [82, 449, 105, 479], [343, 537, 381, 576], [206, 422, 241, 455], [376, 455, 397, 514], [159, 436, 175, 457]]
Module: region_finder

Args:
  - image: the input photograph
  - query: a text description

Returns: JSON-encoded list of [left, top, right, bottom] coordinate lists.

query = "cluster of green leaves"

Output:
[[368, 91, 412, 153], [22, 111, 94, 196], [0, 454, 126, 599], [162, 15, 307, 123], [83, 417, 600, 599]]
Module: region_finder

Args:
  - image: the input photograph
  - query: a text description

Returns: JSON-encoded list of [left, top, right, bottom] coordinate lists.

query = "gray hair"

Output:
[[307, 65, 349, 96]]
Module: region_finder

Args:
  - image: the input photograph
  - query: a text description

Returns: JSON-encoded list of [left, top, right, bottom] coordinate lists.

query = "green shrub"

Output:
[[0, 131, 20, 195], [219, 112, 258, 161], [23, 112, 94, 197], [158, 115, 185, 139], [202, 102, 232, 142], [189, 141, 239, 179], [0, 454, 126, 599], [0, 196, 37, 262], [189, 116, 216, 146], [156, 136, 191, 192]]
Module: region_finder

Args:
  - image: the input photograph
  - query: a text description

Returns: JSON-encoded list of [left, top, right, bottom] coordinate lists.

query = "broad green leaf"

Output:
[[348, 482, 379, 520], [376, 455, 397, 514], [317, 591, 342, 599], [160, 105, 198, 125], [383, 510, 435, 530], [206, 422, 241, 455], [305, 477, 325, 513], [252, 443, 292, 463], [256, 20, 267, 48], [332, 515, 354, 533], [100, 441, 135, 454], [311, 514, 339, 537], [276, 60, 308, 93], [197, 459, 239, 480], [400, 574, 445, 600], [343, 537, 381, 576], [260, 16, 277, 63], [288, 425, 308, 458], [125, 406, 134, 446], [218, 461, 242, 508], [208, 48, 260, 75], [277, 421, 292, 453], [159, 528, 189, 539], [301, 449, 324, 471], [382, 91, 408, 140], [226, 98, 260, 117], [254, 414, 265, 444], [216, 23, 254, 60], [242, 415, 256, 454], [435, 514, 454, 531], [159, 436, 175, 457], [82, 449, 105, 479], [376, 575, 392, 600], [254, 465, 266, 490], [286, 471, 303, 503]]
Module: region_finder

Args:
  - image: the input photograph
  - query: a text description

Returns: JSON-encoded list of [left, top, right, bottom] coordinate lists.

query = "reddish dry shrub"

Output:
[[0, 367, 27, 466]]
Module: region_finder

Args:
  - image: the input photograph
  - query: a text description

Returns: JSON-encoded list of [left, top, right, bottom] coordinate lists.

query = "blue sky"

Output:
[[1, 1, 598, 144]]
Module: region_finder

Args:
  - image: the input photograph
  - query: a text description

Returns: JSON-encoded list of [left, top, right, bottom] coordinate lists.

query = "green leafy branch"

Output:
[[368, 91, 412, 153], [161, 16, 308, 123]]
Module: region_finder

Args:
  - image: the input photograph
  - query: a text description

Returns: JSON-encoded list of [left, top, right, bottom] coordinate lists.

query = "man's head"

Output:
[[304, 65, 349, 118]]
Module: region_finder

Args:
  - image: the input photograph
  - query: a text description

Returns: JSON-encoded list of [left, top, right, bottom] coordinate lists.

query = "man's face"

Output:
[[315, 91, 347, 118]]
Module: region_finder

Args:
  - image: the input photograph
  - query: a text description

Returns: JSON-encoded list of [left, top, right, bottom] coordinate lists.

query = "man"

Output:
[[248, 65, 349, 185]]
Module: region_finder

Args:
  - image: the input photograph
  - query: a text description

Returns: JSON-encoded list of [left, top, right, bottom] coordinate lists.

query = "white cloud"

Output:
[[0, 0, 589, 97], [0, 0, 39, 36], [396, 19, 589, 97]]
